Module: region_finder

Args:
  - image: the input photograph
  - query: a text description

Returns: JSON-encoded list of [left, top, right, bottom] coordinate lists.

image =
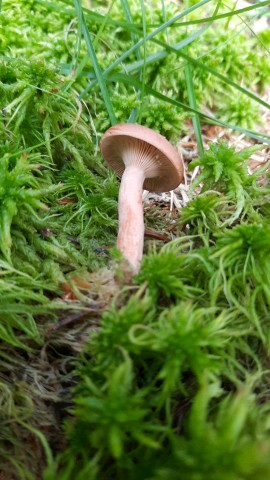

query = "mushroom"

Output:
[[100, 123, 184, 274]]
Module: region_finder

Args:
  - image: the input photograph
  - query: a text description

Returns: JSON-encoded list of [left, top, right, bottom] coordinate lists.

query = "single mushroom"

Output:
[[100, 123, 184, 274]]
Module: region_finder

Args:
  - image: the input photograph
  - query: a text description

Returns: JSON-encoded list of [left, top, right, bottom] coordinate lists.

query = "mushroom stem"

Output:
[[117, 164, 145, 273]]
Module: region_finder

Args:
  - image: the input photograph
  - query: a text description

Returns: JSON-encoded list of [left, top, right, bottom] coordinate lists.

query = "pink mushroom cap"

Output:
[[100, 123, 183, 192]]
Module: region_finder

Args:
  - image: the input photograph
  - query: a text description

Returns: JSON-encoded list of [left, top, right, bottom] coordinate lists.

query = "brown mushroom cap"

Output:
[[100, 123, 183, 192]]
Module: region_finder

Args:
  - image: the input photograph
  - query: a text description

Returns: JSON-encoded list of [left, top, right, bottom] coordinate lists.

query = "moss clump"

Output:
[[0, 0, 269, 478]]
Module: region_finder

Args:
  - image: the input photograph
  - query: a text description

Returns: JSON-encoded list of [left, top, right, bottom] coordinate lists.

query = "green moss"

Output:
[[0, 1, 269, 478], [189, 141, 265, 223]]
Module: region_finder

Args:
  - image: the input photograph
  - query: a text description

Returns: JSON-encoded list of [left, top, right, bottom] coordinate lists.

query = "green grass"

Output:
[[0, 0, 270, 478]]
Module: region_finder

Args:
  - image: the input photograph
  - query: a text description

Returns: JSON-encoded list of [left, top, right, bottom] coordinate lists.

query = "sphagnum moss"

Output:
[[0, 0, 270, 479]]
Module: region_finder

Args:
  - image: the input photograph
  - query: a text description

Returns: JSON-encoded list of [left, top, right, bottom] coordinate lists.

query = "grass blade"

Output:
[[108, 72, 270, 144], [182, 0, 224, 156], [125, 38, 270, 113], [120, 0, 142, 62], [74, 0, 116, 125], [80, 23, 211, 99], [172, 0, 270, 27], [93, 0, 117, 49], [79, 0, 213, 98], [137, 0, 147, 124], [120, 0, 142, 123], [184, 58, 204, 156]]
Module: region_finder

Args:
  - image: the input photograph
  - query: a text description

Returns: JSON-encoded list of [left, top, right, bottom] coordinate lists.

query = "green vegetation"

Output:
[[0, 0, 270, 478]]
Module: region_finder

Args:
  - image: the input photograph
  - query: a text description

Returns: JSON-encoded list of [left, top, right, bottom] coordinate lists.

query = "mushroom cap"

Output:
[[100, 123, 183, 192]]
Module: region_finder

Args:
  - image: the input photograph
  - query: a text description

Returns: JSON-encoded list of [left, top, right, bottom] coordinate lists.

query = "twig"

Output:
[[144, 229, 170, 243], [47, 305, 104, 333]]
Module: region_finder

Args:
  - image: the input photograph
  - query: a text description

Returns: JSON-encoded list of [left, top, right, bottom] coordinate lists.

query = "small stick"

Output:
[[144, 229, 170, 243], [47, 305, 104, 333]]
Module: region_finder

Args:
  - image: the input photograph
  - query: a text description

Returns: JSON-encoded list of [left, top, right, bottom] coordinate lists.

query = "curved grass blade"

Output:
[[108, 72, 270, 144], [125, 38, 270, 113], [172, 0, 270, 27], [79, 0, 212, 98]]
